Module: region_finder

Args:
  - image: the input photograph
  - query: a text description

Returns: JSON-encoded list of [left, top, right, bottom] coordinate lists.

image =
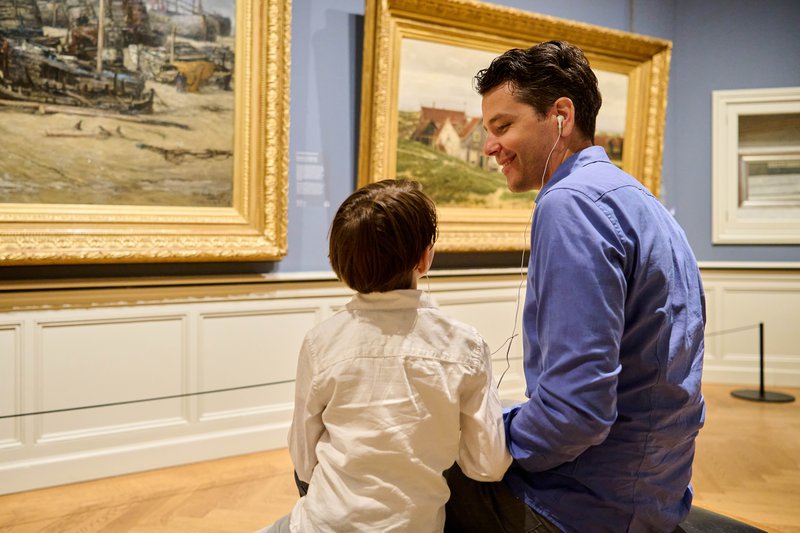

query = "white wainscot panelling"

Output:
[[0, 287, 350, 495], [0, 311, 192, 495], [702, 270, 800, 387], [0, 324, 21, 448], [2, 269, 797, 495], [197, 305, 319, 421], [36, 316, 187, 443]]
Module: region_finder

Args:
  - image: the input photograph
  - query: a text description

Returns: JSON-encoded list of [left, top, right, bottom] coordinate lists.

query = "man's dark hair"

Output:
[[474, 40, 602, 142], [329, 179, 437, 293]]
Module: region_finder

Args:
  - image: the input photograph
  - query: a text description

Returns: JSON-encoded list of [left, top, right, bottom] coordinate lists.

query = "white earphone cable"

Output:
[[496, 119, 561, 389]]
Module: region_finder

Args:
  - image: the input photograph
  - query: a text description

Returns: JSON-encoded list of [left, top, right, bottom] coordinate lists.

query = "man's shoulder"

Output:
[[554, 162, 645, 200]]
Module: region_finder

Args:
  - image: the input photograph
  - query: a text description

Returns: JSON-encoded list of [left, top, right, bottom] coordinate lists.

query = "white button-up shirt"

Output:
[[287, 289, 511, 532]]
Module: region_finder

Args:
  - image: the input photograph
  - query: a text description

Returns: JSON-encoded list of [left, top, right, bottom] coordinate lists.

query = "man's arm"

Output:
[[506, 189, 626, 472]]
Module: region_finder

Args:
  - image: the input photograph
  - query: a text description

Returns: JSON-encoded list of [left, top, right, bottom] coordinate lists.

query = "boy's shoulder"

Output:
[[305, 293, 488, 356], [308, 296, 477, 330], [423, 305, 484, 338]]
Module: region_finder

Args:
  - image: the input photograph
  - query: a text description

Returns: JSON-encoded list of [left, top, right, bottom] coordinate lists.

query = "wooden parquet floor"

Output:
[[0, 383, 797, 532], [0, 447, 297, 532], [690, 384, 800, 532]]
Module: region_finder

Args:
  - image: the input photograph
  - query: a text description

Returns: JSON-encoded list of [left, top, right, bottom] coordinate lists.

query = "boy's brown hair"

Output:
[[329, 180, 437, 293]]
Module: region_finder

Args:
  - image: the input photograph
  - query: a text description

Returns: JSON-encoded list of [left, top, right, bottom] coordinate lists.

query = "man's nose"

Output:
[[483, 136, 499, 157]]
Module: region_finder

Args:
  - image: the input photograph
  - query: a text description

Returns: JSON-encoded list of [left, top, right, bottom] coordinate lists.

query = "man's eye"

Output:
[[496, 123, 509, 133]]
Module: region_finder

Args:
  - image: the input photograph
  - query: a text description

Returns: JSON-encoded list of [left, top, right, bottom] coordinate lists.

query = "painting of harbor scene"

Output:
[[0, 0, 235, 207], [396, 38, 627, 210]]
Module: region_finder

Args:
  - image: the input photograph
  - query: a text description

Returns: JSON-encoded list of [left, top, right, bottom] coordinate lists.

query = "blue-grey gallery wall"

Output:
[[669, 0, 800, 261], [280, 0, 800, 275]]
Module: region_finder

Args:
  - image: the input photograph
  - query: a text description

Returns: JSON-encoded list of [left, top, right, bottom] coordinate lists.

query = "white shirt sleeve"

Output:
[[288, 334, 326, 484], [456, 339, 513, 481]]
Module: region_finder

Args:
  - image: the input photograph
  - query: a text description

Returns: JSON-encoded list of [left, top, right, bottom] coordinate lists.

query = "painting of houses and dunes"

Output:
[[0, 0, 235, 207], [396, 38, 627, 210]]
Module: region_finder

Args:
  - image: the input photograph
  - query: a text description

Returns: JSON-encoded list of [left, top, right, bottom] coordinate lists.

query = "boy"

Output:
[[262, 179, 511, 532]]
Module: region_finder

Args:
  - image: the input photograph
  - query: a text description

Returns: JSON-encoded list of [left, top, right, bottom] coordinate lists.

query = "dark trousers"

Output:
[[443, 463, 562, 533], [294, 471, 309, 496]]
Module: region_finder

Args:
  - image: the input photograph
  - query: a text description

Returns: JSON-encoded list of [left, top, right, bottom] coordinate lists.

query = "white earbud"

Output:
[[556, 115, 564, 135]]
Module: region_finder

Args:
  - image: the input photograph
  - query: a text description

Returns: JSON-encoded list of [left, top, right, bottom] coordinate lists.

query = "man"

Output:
[[444, 41, 706, 533]]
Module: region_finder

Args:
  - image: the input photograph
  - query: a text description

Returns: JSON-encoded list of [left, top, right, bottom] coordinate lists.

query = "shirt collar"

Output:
[[538, 145, 611, 197], [346, 289, 435, 311]]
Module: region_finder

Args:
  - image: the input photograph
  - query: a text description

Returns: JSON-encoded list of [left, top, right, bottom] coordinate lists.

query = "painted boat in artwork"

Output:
[[0, 39, 154, 113], [0, 0, 234, 115], [0, 0, 154, 114]]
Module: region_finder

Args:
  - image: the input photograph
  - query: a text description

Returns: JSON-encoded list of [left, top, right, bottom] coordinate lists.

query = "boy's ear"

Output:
[[417, 245, 435, 274]]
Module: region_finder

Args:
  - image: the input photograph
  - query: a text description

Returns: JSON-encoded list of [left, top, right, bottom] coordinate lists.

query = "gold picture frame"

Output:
[[359, 0, 671, 251], [0, 0, 290, 265]]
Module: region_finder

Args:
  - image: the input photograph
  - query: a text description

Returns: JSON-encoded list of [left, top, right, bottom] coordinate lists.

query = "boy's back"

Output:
[[289, 290, 510, 533], [259, 180, 510, 533]]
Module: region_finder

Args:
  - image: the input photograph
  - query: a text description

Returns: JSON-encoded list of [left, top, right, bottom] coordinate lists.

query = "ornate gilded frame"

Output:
[[0, 0, 290, 265], [359, 0, 671, 251]]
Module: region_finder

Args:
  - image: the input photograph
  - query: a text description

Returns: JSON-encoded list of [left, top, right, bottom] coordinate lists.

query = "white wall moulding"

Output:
[[701, 268, 800, 387], [196, 307, 320, 420], [0, 268, 797, 494], [698, 261, 800, 270], [0, 324, 22, 449], [712, 87, 800, 244]]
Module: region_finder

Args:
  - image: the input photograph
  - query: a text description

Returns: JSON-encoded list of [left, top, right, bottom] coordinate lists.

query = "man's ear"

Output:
[[553, 97, 576, 137]]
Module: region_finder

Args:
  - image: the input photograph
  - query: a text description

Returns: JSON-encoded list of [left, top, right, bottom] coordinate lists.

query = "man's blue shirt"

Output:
[[503, 146, 706, 532]]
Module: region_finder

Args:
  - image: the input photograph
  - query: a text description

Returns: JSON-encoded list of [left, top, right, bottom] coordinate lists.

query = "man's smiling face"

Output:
[[481, 82, 556, 193]]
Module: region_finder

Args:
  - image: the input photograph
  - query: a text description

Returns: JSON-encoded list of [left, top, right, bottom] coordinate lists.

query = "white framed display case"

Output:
[[712, 87, 800, 244]]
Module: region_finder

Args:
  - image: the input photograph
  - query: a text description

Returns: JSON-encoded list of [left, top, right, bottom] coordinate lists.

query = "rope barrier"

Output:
[[704, 323, 760, 337], [0, 379, 294, 420], [0, 323, 767, 419]]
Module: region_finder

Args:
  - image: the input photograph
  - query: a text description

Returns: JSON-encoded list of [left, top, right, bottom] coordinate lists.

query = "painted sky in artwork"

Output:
[[399, 38, 627, 135]]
